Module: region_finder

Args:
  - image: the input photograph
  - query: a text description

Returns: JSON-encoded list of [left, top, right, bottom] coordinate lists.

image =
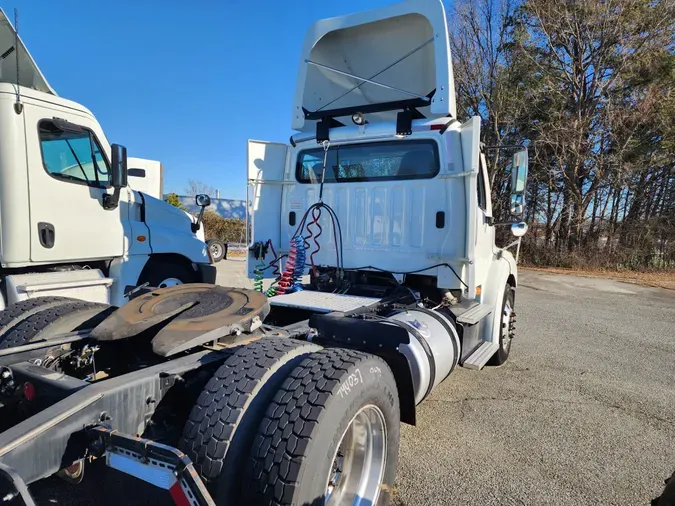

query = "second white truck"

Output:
[[0, 11, 215, 310]]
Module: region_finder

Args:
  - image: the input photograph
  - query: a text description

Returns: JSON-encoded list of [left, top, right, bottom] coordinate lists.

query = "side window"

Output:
[[477, 163, 487, 211], [39, 120, 110, 187]]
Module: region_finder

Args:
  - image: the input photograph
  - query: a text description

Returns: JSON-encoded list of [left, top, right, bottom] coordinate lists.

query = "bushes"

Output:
[[164, 193, 186, 210], [201, 211, 246, 244], [164, 194, 245, 244]]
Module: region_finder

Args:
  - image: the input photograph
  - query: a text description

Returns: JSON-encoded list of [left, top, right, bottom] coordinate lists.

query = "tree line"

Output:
[[450, 0, 675, 270]]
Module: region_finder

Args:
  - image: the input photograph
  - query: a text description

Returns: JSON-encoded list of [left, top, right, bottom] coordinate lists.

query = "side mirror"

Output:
[[196, 194, 211, 207], [192, 194, 211, 233], [510, 194, 524, 216], [103, 144, 128, 210], [110, 144, 128, 189], [511, 222, 528, 238], [511, 149, 528, 194]]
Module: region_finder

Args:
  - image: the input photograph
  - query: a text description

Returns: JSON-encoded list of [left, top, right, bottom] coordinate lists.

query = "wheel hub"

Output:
[[210, 242, 223, 258], [158, 277, 183, 288], [501, 300, 515, 352], [324, 405, 387, 505]]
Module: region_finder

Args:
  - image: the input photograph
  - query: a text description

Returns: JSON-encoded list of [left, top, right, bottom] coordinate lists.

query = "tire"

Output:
[[179, 338, 322, 505], [207, 239, 226, 263], [488, 283, 515, 366], [245, 348, 400, 506], [137, 258, 197, 288], [0, 299, 114, 366], [0, 296, 78, 338]]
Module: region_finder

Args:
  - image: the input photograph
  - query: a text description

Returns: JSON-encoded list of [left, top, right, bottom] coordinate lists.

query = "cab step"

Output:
[[461, 341, 499, 370], [455, 303, 492, 325]]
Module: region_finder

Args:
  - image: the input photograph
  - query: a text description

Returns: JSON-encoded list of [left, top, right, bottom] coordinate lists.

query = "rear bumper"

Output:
[[196, 263, 217, 284]]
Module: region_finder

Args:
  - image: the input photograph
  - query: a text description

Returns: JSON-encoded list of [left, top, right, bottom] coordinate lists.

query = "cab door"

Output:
[[24, 104, 125, 263], [474, 152, 495, 284], [247, 140, 288, 278]]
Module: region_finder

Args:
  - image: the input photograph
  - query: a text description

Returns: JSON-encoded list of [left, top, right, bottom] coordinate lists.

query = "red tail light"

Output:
[[23, 382, 36, 401]]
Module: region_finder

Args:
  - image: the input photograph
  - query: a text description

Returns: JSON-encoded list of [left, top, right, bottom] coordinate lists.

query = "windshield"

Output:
[[296, 139, 440, 184]]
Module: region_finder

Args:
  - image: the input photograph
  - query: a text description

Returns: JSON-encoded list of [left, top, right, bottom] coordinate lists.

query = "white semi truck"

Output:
[[0, 1, 527, 506], [0, 11, 215, 311]]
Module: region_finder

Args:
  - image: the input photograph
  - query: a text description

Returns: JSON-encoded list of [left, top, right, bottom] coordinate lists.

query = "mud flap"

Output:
[[89, 426, 215, 506]]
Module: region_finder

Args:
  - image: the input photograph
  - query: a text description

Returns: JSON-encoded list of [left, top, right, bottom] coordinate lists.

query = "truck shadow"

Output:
[[652, 470, 675, 506]]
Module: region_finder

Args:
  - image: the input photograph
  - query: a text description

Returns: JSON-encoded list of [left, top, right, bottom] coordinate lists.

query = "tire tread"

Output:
[[248, 348, 372, 505], [0, 300, 110, 349], [179, 338, 320, 484], [0, 296, 79, 339]]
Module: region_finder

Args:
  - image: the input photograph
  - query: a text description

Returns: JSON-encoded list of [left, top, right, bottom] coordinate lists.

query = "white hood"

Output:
[[292, 0, 455, 132], [0, 9, 55, 94]]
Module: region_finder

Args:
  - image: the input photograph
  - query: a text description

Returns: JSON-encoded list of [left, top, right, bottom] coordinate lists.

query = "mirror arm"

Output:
[[102, 188, 121, 210], [192, 206, 206, 233], [503, 239, 521, 250]]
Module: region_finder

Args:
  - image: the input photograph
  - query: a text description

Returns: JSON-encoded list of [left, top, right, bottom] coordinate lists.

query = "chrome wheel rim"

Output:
[[158, 277, 183, 288], [502, 298, 514, 352], [210, 242, 223, 259], [325, 405, 387, 506]]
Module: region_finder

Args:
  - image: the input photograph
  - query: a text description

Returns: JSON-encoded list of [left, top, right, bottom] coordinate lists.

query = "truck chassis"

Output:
[[0, 283, 435, 506]]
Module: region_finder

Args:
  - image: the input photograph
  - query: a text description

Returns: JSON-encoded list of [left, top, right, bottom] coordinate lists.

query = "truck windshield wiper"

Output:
[[64, 139, 90, 185]]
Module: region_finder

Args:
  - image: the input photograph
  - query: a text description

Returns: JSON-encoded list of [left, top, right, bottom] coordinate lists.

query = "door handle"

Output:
[[38, 222, 55, 248]]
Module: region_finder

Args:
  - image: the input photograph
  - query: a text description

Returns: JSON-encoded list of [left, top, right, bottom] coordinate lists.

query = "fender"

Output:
[[108, 255, 151, 307], [479, 249, 517, 344], [309, 313, 417, 426], [139, 192, 210, 265]]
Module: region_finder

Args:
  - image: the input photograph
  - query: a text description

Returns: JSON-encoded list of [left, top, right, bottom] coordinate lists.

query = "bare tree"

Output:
[[451, 0, 675, 269], [184, 179, 217, 197]]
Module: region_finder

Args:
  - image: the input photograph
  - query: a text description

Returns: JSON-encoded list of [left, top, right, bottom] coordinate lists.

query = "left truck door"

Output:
[[24, 104, 125, 263]]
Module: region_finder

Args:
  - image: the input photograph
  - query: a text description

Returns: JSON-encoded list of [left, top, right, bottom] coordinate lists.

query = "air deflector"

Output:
[[292, 0, 456, 132]]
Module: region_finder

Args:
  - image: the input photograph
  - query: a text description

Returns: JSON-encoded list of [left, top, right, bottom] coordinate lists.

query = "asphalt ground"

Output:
[[26, 262, 675, 505]]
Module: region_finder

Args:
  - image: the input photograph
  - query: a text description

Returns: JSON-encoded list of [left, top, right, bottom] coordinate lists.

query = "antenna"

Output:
[[13, 8, 22, 114]]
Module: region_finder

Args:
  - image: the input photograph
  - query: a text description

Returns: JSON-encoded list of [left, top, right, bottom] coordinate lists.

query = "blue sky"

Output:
[[9, 0, 395, 200]]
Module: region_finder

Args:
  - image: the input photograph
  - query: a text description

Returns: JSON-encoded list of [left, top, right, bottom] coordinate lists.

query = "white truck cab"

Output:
[[0, 11, 214, 309], [248, 0, 528, 371]]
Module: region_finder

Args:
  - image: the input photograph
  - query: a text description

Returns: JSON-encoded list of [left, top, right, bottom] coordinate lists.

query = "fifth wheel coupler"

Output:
[[90, 284, 270, 356]]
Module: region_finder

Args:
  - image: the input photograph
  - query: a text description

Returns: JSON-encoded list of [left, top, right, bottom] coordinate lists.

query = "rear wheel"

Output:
[[0, 299, 114, 430], [0, 299, 114, 368], [245, 348, 400, 506], [179, 338, 322, 505], [0, 299, 114, 350], [0, 296, 78, 339], [207, 239, 226, 263]]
